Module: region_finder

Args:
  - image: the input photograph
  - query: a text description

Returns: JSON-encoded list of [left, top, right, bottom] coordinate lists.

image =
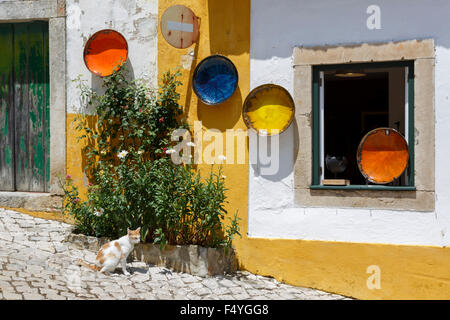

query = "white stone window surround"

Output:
[[293, 39, 435, 212]]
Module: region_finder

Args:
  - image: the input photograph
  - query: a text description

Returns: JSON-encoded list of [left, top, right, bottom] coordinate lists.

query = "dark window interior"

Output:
[[323, 70, 405, 185]]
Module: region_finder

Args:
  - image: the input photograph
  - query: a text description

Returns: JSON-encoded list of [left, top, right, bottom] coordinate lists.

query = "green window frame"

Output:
[[310, 60, 416, 191]]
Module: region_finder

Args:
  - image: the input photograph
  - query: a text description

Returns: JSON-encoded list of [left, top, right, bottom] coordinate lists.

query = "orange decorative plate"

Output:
[[83, 29, 128, 77], [357, 128, 409, 184]]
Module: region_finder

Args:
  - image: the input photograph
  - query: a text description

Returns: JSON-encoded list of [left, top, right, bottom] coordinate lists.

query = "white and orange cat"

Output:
[[78, 227, 141, 276]]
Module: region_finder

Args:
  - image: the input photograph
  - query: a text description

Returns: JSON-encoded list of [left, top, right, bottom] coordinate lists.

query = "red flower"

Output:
[[65, 174, 72, 180], [159, 117, 164, 123], [162, 147, 167, 154], [72, 198, 80, 204]]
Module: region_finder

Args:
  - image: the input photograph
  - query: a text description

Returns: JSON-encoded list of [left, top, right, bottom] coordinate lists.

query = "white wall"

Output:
[[249, 0, 450, 246], [66, 0, 158, 114]]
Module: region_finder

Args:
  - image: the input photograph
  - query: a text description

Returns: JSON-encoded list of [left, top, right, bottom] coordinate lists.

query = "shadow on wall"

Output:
[[194, 0, 250, 132], [77, 114, 97, 185], [76, 58, 135, 185], [77, 115, 126, 186], [89, 58, 135, 103], [250, 121, 299, 181], [182, 38, 200, 123], [207, 0, 250, 56], [197, 85, 243, 132]]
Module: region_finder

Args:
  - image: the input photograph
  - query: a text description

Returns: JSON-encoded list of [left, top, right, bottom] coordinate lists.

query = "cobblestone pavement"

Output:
[[0, 209, 348, 300]]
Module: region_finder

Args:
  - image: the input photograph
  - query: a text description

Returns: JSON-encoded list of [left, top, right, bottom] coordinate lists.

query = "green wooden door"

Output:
[[0, 24, 15, 191], [0, 22, 50, 192]]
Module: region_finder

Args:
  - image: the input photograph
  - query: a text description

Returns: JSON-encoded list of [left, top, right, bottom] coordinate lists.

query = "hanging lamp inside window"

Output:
[[334, 70, 367, 78]]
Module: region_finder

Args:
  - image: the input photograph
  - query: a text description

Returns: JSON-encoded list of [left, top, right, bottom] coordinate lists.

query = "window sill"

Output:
[[310, 185, 416, 191]]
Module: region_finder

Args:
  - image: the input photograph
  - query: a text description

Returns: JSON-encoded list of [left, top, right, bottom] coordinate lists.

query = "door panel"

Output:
[[0, 24, 15, 191], [0, 22, 49, 192]]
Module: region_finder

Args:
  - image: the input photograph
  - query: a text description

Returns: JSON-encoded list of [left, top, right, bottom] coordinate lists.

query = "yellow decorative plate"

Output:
[[243, 84, 295, 135]]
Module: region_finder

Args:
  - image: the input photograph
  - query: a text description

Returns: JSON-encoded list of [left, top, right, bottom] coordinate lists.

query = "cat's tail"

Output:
[[77, 259, 101, 272]]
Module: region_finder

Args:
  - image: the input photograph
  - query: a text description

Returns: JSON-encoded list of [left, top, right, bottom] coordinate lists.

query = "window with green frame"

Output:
[[311, 61, 416, 191]]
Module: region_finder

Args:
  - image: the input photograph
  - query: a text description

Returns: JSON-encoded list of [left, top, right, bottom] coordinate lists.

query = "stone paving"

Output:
[[0, 208, 348, 300]]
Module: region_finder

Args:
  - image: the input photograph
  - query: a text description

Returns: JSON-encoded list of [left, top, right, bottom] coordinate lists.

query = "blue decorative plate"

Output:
[[193, 55, 238, 105]]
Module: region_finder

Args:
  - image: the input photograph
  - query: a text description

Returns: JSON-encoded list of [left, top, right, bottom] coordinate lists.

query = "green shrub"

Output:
[[62, 69, 240, 250]]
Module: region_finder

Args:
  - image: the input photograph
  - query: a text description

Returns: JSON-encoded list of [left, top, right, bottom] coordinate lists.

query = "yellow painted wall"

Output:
[[239, 238, 450, 299], [158, 0, 450, 300], [158, 0, 251, 254], [66, 113, 95, 200]]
